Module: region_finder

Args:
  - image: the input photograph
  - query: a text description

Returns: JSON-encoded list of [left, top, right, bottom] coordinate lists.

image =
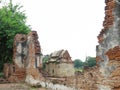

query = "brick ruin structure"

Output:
[[3, 0, 120, 89], [45, 49, 74, 77], [3, 31, 43, 83], [96, 0, 120, 89], [2, 31, 99, 89]]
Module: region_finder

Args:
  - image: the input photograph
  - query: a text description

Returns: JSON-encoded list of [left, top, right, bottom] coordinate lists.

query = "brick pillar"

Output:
[[25, 31, 42, 83]]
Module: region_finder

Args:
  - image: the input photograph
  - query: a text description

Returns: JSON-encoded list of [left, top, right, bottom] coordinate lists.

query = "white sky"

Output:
[[2, 0, 105, 61]]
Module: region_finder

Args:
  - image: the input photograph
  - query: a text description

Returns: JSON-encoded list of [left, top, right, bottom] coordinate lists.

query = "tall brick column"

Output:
[[25, 31, 43, 85], [26, 31, 40, 77]]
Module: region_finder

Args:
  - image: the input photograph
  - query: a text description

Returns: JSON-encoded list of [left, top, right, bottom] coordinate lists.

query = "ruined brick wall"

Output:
[[4, 34, 27, 82], [44, 66, 100, 90], [97, 0, 115, 43], [4, 31, 43, 83], [3, 63, 26, 82], [96, 0, 120, 89], [13, 34, 27, 68], [75, 66, 100, 90], [45, 50, 74, 77], [26, 31, 42, 81], [45, 63, 74, 77]]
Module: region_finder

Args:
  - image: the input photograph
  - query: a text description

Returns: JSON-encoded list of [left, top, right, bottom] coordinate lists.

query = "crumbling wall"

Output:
[[75, 66, 100, 90], [45, 50, 75, 77], [13, 34, 27, 68], [3, 34, 27, 82], [25, 31, 43, 84], [43, 66, 100, 90], [4, 31, 43, 83], [45, 63, 74, 77], [97, 0, 120, 89]]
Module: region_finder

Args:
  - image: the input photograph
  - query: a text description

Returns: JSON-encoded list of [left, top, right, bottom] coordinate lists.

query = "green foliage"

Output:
[[0, 72, 4, 78], [84, 56, 96, 67], [74, 56, 96, 71], [74, 59, 83, 69], [0, 1, 31, 72], [42, 55, 50, 69], [42, 55, 50, 63]]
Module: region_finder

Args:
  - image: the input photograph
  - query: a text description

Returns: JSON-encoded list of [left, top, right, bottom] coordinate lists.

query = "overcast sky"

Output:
[[2, 0, 105, 61]]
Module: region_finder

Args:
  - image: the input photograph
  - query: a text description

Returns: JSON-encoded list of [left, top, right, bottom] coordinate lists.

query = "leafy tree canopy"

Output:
[[42, 55, 50, 63], [74, 59, 83, 68], [74, 56, 96, 70], [0, 0, 31, 72], [42, 55, 50, 69], [84, 56, 96, 67]]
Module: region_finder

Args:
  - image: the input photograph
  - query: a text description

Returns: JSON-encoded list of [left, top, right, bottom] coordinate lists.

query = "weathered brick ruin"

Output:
[[3, 0, 120, 89], [4, 31, 43, 83], [45, 49, 74, 77], [25, 31, 43, 83], [75, 67, 100, 90], [96, 0, 120, 89], [43, 66, 101, 90]]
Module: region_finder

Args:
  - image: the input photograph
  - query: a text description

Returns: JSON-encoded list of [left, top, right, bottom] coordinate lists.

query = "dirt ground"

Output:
[[0, 83, 47, 90]]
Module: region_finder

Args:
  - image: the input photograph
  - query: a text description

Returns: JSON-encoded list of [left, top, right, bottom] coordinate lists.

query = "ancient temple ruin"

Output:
[[96, 0, 120, 89], [4, 31, 43, 83], [3, 0, 120, 89], [45, 49, 75, 77]]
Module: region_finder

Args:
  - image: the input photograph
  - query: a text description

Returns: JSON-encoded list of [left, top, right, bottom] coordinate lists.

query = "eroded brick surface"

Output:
[[97, 0, 115, 43], [96, 0, 120, 89], [106, 46, 120, 60], [45, 50, 74, 77], [4, 31, 43, 83]]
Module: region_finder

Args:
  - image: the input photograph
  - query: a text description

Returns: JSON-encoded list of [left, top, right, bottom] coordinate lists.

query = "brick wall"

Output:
[[96, 0, 120, 89], [4, 31, 43, 83], [45, 63, 75, 77]]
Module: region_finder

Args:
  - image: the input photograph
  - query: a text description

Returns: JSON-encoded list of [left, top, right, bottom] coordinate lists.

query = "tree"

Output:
[[0, 0, 31, 72], [42, 55, 50, 69], [84, 56, 96, 67], [42, 55, 50, 63], [74, 59, 83, 68]]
